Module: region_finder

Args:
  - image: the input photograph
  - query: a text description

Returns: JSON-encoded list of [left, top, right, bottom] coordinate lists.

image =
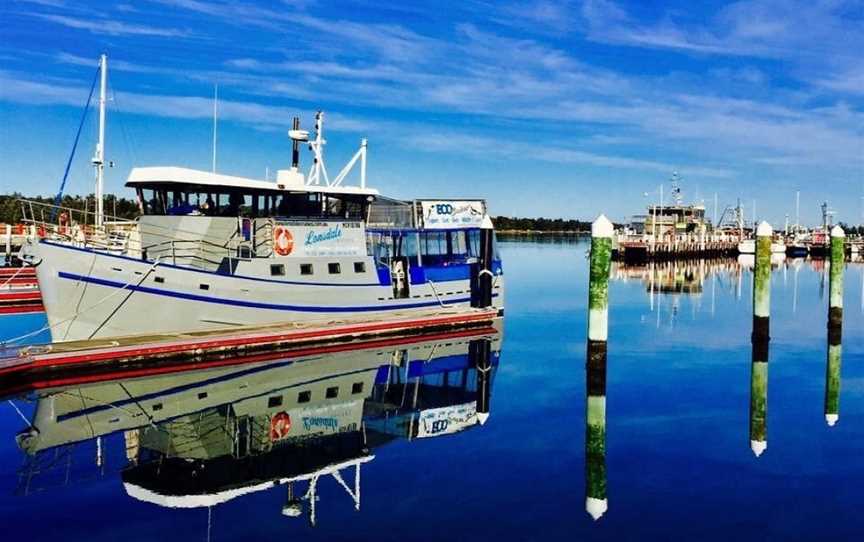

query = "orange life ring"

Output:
[[270, 412, 292, 441], [273, 226, 294, 256]]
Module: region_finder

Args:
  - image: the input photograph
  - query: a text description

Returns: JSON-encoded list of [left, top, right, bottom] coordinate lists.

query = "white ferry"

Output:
[[20, 57, 503, 342]]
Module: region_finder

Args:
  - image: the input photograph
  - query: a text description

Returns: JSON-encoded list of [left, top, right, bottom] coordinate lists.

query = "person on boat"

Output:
[[200, 196, 215, 216]]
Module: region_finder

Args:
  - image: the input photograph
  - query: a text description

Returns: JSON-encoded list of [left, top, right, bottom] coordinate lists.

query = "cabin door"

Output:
[[391, 257, 410, 299]]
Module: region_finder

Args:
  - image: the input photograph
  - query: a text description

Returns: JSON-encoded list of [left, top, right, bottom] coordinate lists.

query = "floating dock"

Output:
[[0, 267, 42, 313], [0, 307, 500, 389]]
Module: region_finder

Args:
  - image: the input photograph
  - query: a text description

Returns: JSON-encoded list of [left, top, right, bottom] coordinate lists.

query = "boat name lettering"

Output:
[[302, 416, 339, 431], [305, 225, 342, 246]]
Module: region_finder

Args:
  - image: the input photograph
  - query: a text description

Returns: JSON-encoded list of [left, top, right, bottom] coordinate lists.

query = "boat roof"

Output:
[[123, 455, 375, 508], [126, 167, 379, 197]]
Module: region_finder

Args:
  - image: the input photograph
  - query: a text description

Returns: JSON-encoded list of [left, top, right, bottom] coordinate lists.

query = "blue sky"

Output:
[[0, 0, 862, 225]]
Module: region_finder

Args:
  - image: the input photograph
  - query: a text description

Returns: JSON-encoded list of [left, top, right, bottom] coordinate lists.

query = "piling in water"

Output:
[[828, 226, 845, 329], [749, 221, 771, 457], [825, 225, 845, 426], [586, 215, 612, 520], [824, 328, 841, 426], [471, 338, 493, 425]]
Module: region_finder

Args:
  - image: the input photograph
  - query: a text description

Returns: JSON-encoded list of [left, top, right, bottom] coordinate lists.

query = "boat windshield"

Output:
[[136, 184, 367, 220]]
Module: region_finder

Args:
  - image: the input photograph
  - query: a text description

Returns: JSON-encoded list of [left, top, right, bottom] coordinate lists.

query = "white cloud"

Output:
[[33, 13, 191, 37]]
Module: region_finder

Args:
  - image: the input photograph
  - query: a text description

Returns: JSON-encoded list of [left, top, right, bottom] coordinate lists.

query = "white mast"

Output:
[[307, 111, 329, 186], [93, 53, 107, 228], [713, 193, 718, 228], [212, 84, 218, 173], [795, 191, 800, 232]]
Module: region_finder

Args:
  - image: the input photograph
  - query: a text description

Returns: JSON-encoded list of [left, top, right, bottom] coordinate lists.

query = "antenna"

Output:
[[670, 171, 683, 206], [795, 191, 800, 231], [713, 193, 718, 227], [307, 111, 329, 186], [92, 53, 107, 228], [212, 84, 218, 173]]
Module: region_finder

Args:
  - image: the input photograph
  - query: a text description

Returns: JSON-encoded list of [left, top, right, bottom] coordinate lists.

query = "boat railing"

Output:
[[141, 238, 246, 270], [18, 199, 138, 252], [19, 199, 256, 270]]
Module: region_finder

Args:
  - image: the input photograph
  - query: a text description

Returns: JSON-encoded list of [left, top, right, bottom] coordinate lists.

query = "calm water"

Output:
[[1, 239, 863, 541]]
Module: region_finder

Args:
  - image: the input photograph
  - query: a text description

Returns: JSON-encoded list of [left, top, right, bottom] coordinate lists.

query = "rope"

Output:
[[426, 280, 447, 308], [6, 400, 30, 425], [0, 265, 27, 289], [87, 260, 161, 339], [2, 257, 162, 346], [52, 63, 101, 220]]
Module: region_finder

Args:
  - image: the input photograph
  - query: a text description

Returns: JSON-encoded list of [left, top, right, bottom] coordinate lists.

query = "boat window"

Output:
[[351, 382, 364, 394], [198, 392, 208, 399], [199, 283, 210, 290], [270, 264, 285, 276], [401, 233, 419, 259], [154, 276, 165, 284], [300, 263, 313, 275], [328, 262, 341, 274], [326, 386, 339, 399], [420, 231, 448, 266], [468, 230, 481, 258], [268, 396, 283, 408], [450, 230, 468, 257], [354, 261, 366, 273], [298, 390, 311, 403], [152, 403, 163, 411]]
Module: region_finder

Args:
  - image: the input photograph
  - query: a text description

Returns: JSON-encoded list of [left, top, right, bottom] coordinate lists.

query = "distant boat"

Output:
[[737, 239, 785, 255]]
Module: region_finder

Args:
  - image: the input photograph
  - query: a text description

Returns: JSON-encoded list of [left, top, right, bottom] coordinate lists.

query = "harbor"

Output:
[[4, 1, 864, 540]]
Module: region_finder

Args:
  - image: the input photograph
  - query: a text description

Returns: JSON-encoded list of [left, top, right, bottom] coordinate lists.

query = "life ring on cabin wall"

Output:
[[273, 226, 294, 256], [270, 412, 292, 441]]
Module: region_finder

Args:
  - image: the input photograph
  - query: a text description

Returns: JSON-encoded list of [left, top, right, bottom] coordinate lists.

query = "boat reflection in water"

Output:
[[13, 327, 501, 526]]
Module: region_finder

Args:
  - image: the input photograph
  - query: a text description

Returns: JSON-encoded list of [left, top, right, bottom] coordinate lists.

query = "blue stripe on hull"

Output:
[[57, 271, 493, 313]]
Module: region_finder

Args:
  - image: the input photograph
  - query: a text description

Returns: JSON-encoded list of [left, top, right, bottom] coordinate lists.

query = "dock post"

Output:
[[749, 221, 772, 457], [471, 338, 493, 425], [825, 225, 845, 426], [474, 217, 495, 308], [4, 224, 10, 261], [585, 215, 612, 520]]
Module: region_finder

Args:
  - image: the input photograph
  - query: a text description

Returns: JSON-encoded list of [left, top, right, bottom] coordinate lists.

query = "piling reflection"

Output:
[[749, 223, 772, 457], [11, 329, 501, 526], [825, 227, 845, 426]]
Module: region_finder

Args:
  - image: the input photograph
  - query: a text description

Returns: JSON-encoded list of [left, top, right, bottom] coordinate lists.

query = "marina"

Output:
[[3, 2, 864, 540]]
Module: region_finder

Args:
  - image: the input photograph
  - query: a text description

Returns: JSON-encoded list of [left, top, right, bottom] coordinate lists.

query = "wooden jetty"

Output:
[[615, 239, 739, 263], [0, 307, 500, 386]]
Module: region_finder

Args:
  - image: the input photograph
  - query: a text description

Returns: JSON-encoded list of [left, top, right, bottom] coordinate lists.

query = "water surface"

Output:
[[1, 238, 863, 540]]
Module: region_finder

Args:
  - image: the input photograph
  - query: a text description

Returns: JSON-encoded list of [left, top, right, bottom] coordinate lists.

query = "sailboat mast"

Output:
[[94, 53, 107, 227], [212, 84, 218, 173], [795, 191, 800, 231]]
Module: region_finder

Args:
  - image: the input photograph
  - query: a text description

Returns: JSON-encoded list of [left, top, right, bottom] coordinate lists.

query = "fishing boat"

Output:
[[19, 56, 504, 342]]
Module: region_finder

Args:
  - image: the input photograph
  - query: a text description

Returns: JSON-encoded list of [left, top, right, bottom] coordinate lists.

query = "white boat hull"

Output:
[[29, 240, 503, 342]]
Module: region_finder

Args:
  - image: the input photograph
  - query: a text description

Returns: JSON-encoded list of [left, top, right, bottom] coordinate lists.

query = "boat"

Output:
[[12, 328, 501, 521], [736, 238, 786, 255], [19, 56, 504, 342]]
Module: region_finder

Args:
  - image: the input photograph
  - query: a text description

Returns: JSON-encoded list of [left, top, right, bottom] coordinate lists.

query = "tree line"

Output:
[[492, 216, 593, 232], [0, 193, 140, 224]]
